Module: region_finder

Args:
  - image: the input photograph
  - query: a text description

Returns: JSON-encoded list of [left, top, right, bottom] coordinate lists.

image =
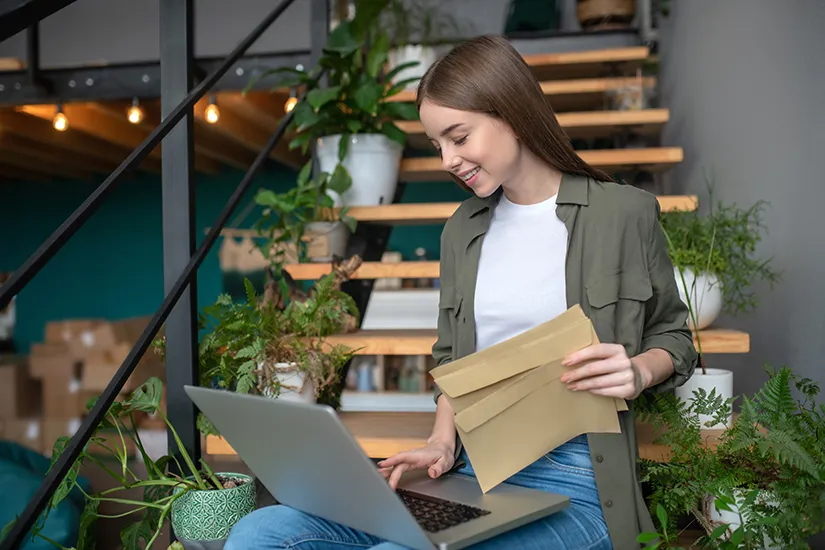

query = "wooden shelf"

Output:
[[286, 261, 440, 281], [347, 196, 697, 225], [400, 147, 684, 181], [397, 109, 670, 147], [322, 328, 749, 355], [390, 76, 657, 113]]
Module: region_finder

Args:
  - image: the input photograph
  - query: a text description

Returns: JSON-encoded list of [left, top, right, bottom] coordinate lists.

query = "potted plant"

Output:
[[660, 182, 780, 425], [247, 0, 419, 207], [1, 377, 256, 550], [635, 365, 825, 549], [254, 159, 357, 266], [379, 0, 469, 90]]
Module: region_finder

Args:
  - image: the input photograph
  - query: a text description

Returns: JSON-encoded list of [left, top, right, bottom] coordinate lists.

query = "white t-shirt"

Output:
[[474, 192, 569, 352]]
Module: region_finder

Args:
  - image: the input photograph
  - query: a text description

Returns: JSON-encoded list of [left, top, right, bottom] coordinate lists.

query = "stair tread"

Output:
[[400, 147, 684, 181], [322, 328, 750, 355], [346, 195, 696, 225], [397, 109, 670, 146]]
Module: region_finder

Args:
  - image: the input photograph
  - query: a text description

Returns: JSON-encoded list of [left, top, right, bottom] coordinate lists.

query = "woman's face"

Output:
[[419, 99, 520, 198]]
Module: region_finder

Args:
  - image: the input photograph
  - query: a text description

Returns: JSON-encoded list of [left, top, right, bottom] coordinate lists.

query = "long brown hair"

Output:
[[416, 35, 614, 192]]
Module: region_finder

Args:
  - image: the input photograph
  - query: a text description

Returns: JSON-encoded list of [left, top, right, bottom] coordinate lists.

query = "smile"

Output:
[[459, 167, 480, 182]]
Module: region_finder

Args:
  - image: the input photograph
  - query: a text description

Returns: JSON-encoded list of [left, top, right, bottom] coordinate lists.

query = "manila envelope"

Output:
[[430, 304, 627, 493]]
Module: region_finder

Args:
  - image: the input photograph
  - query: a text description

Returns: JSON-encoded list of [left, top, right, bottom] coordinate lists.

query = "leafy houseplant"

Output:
[[254, 159, 357, 276], [249, 0, 419, 207], [636, 365, 825, 549], [1, 377, 255, 550], [379, 0, 469, 90]]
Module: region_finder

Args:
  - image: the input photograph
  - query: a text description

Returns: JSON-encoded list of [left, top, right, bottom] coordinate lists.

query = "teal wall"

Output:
[[0, 165, 467, 352]]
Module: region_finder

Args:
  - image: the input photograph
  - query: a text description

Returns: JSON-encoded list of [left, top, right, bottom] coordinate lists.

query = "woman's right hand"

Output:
[[377, 440, 456, 490]]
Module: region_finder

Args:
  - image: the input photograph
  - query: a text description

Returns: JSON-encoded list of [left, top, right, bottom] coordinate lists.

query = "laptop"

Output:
[[184, 386, 569, 550]]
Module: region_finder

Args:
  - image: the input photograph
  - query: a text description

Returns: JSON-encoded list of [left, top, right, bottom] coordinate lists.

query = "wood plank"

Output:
[[286, 261, 440, 281], [206, 410, 728, 462], [0, 148, 94, 180], [0, 109, 144, 171], [0, 58, 23, 71], [348, 195, 697, 225], [525, 46, 650, 80], [391, 76, 657, 113], [322, 329, 749, 356], [400, 147, 684, 181], [397, 109, 670, 147], [0, 133, 116, 175]]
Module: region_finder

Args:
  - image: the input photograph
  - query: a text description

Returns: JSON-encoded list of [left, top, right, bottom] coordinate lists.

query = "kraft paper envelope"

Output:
[[430, 305, 626, 493]]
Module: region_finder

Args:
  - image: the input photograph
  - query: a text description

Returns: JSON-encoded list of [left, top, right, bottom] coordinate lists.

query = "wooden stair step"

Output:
[[205, 410, 728, 462], [400, 147, 684, 181], [323, 329, 749, 355], [397, 109, 670, 146], [390, 76, 657, 113], [286, 261, 440, 281], [347, 195, 696, 225], [523, 46, 651, 81]]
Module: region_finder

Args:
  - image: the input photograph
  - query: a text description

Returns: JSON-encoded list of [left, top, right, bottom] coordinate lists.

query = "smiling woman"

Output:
[[224, 34, 698, 550]]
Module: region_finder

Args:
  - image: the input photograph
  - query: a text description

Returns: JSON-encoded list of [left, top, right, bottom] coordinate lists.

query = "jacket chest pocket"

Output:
[[439, 286, 465, 358], [585, 270, 652, 350]]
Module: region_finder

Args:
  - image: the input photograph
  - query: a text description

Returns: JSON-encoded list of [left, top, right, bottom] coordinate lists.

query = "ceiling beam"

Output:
[[87, 101, 222, 174], [194, 95, 305, 169], [0, 146, 93, 180], [0, 109, 149, 173], [0, 162, 50, 182], [0, 132, 114, 175], [0, 0, 78, 42]]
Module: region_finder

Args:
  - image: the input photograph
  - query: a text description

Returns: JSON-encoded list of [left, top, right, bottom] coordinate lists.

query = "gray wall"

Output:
[[659, 1, 825, 401]]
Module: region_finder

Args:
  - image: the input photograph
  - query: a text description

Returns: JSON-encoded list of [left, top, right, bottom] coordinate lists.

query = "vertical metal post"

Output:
[[159, 0, 200, 472]]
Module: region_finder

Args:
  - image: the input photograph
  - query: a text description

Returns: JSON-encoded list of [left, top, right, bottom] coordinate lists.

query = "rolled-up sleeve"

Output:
[[431, 222, 456, 403], [640, 199, 699, 394]]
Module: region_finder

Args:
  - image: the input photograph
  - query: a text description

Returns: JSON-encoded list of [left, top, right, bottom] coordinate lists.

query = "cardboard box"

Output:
[[0, 359, 42, 419], [1, 418, 43, 452]]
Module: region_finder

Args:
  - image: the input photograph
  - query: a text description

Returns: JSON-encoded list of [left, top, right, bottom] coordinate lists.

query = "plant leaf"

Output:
[[307, 86, 342, 111], [366, 32, 390, 78], [384, 101, 419, 121], [328, 164, 353, 195], [380, 122, 406, 147]]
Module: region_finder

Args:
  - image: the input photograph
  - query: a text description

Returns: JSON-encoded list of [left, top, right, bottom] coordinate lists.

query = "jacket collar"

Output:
[[464, 171, 589, 218]]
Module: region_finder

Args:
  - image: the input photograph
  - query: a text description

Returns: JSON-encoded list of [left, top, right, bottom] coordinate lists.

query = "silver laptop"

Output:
[[184, 386, 569, 550]]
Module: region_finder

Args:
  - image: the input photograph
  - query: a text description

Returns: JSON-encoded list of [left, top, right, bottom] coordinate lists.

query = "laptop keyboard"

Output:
[[396, 488, 492, 533]]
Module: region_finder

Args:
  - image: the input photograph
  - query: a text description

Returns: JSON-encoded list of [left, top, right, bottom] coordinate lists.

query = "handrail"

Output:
[[0, 0, 318, 546], [0, 0, 298, 312]]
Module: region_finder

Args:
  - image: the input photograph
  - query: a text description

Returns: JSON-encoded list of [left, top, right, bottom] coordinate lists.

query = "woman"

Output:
[[226, 34, 698, 549]]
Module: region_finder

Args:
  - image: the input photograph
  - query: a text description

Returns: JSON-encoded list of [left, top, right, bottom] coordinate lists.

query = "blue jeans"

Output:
[[225, 435, 611, 549]]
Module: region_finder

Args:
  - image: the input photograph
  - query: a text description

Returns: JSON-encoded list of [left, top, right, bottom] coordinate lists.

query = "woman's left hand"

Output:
[[560, 344, 647, 399]]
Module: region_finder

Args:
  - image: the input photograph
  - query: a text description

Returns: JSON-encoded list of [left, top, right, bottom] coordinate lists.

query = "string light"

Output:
[[52, 103, 68, 131], [127, 97, 144, 124], [284, 89, 297, 113], [205, 95, 220, 124]]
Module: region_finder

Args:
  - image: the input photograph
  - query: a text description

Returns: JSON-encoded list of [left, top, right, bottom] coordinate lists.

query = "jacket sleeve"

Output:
[[640, 199, 699, 394], [432, 221, 456, 404]]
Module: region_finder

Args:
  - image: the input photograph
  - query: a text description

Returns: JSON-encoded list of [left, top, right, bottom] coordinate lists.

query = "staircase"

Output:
[[206, 43, 751, 461]]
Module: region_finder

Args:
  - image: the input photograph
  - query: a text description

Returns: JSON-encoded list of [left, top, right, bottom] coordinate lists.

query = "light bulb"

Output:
[[205, 102, 220, 124], [53, 111, 68, 131], [127, 98, 144, 124], [284, 96, 298, 113]]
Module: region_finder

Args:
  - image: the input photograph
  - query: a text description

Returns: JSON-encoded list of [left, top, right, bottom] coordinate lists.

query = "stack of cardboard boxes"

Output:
[[0, 316, 165, 455]]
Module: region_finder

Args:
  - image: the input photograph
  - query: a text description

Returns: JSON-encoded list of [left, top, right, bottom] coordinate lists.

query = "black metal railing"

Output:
[[0, 0, 327, 546]]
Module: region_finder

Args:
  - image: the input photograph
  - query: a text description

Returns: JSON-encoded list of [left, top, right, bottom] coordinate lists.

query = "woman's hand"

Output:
[[561, 343, 648, 400], [377, 440, 456, 490]]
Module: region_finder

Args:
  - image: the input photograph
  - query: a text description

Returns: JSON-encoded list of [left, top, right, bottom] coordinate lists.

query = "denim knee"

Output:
[[224, 505, 296, 549]]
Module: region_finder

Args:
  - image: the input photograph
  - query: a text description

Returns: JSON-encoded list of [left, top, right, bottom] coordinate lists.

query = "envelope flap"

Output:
[[454, 361, 560, 432], [433, 318, 594, 398]]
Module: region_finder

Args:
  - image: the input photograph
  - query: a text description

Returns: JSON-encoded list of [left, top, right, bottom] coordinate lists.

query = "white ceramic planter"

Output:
[[673, 266, 723, 330], [305, 221, 349, 262], [703, 490, 781, 549], [316, 134, 403, 207], [387, 45, 438, 90], [258, 362, 316, 404], [675, 368, 733, 428]]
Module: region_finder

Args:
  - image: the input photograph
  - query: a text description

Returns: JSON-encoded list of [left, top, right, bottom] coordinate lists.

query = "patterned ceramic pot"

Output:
[[171, 472, 256, 547]]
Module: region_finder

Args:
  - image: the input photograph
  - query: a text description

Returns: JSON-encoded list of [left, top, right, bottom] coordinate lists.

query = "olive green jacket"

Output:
[[432, 173, 699, 549]]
